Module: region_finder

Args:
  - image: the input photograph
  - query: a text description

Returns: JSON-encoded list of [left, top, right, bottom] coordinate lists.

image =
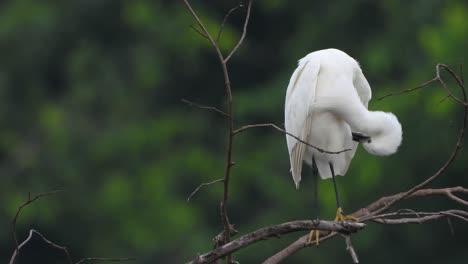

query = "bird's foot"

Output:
[[306, 229, 320, 246], [334, 207, 358, 222]]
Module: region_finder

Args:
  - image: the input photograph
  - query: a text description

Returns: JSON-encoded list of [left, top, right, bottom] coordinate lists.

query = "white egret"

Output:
[[284, 48, 402, 244]]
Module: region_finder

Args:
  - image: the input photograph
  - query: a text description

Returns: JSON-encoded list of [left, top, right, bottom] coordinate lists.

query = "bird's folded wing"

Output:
[[284, 58, 320, 188]]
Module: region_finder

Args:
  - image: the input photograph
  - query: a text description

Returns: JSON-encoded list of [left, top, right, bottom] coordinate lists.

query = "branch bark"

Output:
[[183, 1, 253, 262], [187, 220, 365, 264]]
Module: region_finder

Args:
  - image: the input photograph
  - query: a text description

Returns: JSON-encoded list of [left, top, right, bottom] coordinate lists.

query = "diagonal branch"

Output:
[[9, 229, 72, 264], [224, 0, 253, 63], [182, 0, 224, 62], [187, 178, 224, 202], [181, 99, 228, 117], [187, 220, 365, 264], [377, 77, 438, 100], [189, 25, 209, 40], [216, 3, 244, 43], [234, 123, 351, 154], [342, 235, 359, 264]]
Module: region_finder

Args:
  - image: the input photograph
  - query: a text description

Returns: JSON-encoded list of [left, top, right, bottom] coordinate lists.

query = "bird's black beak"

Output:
[[352, 132, 371, 143]]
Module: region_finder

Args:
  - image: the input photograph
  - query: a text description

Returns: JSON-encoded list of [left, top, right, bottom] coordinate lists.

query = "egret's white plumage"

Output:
[[285, 49, 402, 189]]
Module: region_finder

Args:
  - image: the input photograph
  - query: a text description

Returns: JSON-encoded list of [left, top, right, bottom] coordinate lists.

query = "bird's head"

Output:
[[360, 111, 402, 156]]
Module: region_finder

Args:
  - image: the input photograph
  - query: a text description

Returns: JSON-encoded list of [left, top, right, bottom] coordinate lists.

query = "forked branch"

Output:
[[183, 1, 254, 263], [9, 191, 135, 264]]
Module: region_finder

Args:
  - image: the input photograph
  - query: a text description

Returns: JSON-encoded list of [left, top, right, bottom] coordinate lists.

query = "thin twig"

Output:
[[187, 178, 225, 202], [447, 218, 455, 236], [342, 235, 359, 264], [182, 99, 228, 117], [459, 64, 464, 85], [12, 190, 63, 251], [369, 210, 468, 223], [234, 123, 351, 154], [9, 191, 134, 264], [446, 191, 468, 206], [224, 0, 252, 63], [183, 1, 224, 61], [377, 77, 438, 100], [190, 25, 209, 40], [216, 4, 244, 43], [436, 64, 467, 106], [9, 229, 72, 264]]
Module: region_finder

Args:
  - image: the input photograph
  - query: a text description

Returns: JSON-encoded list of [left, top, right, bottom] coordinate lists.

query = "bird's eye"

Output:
[[367, 139, 372, 143]]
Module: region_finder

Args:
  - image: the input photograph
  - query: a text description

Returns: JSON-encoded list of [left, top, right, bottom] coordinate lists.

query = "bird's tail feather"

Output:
[[291, 142, 305, 189], [290, 115, 313, 189]]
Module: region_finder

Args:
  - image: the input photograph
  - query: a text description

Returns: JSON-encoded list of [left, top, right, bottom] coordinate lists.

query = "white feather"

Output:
[[284, 49, 402, 188]]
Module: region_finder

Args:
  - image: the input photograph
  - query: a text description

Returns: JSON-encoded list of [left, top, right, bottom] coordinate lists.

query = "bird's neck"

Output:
[[315, 96, 383, 136]]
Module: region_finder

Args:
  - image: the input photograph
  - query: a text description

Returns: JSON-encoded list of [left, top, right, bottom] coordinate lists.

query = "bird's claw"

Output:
[[334, 207, 359, 222], [306, 229, 320, 246]]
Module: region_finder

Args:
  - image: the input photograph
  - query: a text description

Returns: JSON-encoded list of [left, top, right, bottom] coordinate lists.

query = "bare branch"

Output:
[[446, 191, 468, 206], [12, 190, 63, 251], [435, 64, 467, 106], [234, 123, 351, 154], [9, 229, 134, 264], [224, 0, 253, 63], [447, 218, 455, 235], [187, 178, 224, 202], [370, 210, 468, 224], [187, 220, 365, 264], [9, 229, 72, 264], [342, 235, 359, 264], [9, 191, 134, 264], [189, 25, 209, 40], [216, 3, 244, 43], [460, 64, 464, 85], [182, 0, 224, 62], [377, 77, 438, 100], [182, 99, 228, 117]]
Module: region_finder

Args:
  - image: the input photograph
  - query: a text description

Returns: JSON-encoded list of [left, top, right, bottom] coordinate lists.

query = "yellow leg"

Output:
[[306, 229, 320, 246], [334, 207, 359, 222]]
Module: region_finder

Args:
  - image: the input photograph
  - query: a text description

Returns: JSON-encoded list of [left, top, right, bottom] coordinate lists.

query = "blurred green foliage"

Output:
[[1, 0, 467, 263]]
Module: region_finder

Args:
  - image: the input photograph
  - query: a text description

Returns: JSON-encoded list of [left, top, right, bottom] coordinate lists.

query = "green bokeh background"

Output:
[[1, 0, 467, 263]]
